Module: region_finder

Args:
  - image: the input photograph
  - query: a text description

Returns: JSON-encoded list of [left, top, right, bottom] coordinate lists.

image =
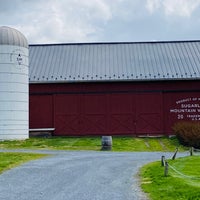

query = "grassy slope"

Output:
[[0, 152, 47, 174], [140, 156, 200, 200], [0, 136, 186, 151]]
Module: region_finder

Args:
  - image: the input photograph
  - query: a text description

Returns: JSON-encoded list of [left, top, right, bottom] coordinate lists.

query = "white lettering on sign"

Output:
[[170, 97, 200, 121], [181, 104, 200, 108], [170, 109, 196, 113], [176, 98, 192, 104]]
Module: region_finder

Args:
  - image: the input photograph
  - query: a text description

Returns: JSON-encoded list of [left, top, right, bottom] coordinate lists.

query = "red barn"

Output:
[[29, 41, 200, 136]]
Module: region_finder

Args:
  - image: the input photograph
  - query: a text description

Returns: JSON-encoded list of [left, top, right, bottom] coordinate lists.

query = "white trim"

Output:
[[29, 128, 55, 132]]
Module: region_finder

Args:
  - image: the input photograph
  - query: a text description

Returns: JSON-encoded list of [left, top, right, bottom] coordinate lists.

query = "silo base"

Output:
[[0, 134, 29, 140], [0, 130, 29, 140]]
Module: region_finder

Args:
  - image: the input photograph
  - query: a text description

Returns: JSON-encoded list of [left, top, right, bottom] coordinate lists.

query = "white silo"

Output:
[[0, 26, 29, 140]]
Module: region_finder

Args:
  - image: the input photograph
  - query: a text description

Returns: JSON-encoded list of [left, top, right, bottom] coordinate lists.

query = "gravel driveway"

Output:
[[0, 150, 185, 200]]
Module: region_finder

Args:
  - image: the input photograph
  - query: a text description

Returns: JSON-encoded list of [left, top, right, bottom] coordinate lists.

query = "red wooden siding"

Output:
[[29, 80, 200, 136], [29, 95, 53, 128], [30, 93, 164, 136]]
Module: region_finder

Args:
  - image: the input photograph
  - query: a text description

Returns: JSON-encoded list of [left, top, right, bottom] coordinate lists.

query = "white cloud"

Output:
[[11, 0, 148, 43], [146, 0, 161, 14], [76, 0, 112, 21], [146, 0, 200, 17], [1, 0, 200, 43], [163, 0, 200, 17], [9, 0, 113, 43]]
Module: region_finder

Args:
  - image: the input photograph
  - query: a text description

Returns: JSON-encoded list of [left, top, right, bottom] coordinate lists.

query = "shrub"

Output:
[[173, 121, 200, 148]]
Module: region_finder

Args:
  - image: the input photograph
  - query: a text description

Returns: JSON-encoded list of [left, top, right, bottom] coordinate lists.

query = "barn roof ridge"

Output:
[[29, 39, 200, 47]]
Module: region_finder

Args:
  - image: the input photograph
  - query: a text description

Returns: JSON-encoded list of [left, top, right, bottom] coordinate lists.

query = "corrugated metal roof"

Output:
[[29, 41, 200, 83]]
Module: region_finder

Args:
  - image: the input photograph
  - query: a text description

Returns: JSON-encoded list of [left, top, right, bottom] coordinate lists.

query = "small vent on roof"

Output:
[[136, 76, 138, 78], [185, 73, 187, 75], [87, 75, 89, 77], [158, 73, 160, 76], [69, 75, 71, 78], [127, 76, 129, 78], [42, 76, 45, 78], [131, 74, 133, 76], [60, 76, 62, 78], [122, 74, 124, 77], [51, 76, 53, 78], [78, 75, 80, 78]]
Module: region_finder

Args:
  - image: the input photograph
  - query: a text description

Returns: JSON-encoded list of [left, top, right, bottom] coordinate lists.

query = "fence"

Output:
[[162, 147, 200, 179]]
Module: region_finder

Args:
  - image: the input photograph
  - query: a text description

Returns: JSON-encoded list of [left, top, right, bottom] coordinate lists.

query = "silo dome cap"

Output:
[[0, 26, 28, 48]]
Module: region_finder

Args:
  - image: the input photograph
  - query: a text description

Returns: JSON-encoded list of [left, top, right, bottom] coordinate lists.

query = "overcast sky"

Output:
[[0, 0, 200, 44]]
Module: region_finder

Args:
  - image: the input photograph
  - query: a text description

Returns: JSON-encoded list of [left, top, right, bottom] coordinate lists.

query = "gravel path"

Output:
[[0, 150, 187, 200]]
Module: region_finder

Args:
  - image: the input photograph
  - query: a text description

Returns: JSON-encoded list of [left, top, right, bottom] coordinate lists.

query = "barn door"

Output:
[[54, 94, 81, 135], [81, 94, 107, 135], [135, 93, 163, 134], [53, 92, 163, 136], [108, 94, 136, 135], [54, 94, 107, 135]]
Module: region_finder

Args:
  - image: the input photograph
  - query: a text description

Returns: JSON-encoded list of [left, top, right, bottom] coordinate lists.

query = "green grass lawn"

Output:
[[140, 156, 200, 200], [0, 136, 186, 151], [0, 152, 47, 174]]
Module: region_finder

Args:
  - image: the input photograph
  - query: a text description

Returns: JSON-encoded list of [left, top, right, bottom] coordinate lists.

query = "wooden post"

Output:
[[164, 161, 169, 177], [172, 147, 178, 160], [161, 156, 165, 166], [190, 147, 194, 156]]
